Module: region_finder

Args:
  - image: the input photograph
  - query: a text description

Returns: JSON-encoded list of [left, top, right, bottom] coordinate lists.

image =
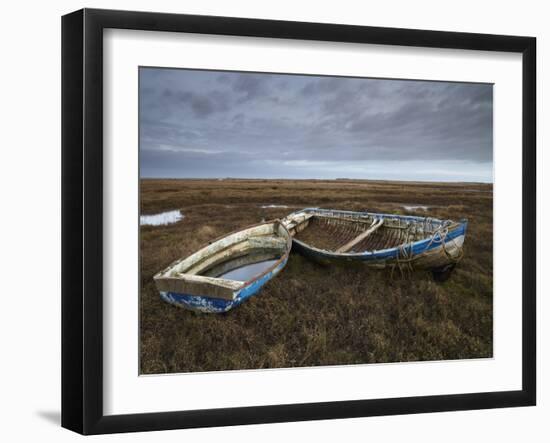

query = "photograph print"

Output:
[[139, 67, 493, 374]]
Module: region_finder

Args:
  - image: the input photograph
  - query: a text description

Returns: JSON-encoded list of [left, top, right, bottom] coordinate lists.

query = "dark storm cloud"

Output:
[[231, 74, 269, 103], [151, 87, 230, 118], [139, 68, 493, 182]]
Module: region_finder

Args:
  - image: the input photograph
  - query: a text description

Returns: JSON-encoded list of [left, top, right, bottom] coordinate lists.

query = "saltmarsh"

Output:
[[140, 178, 493, 374]]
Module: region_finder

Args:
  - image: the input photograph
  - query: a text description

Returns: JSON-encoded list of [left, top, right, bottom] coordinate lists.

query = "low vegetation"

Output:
[[140, 179, 493, 374]]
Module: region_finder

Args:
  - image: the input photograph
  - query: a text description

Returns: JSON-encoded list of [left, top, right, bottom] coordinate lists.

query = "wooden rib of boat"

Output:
[[282, 208, 467, 278], [154, 220, 291, 313]]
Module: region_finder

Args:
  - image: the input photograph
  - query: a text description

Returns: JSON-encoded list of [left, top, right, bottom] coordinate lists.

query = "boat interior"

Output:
[[158, 221, 290, 282], [284, 210, 449, 254]]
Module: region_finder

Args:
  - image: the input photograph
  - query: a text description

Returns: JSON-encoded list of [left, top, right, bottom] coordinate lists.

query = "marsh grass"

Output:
[[140, 179, 493, 374]]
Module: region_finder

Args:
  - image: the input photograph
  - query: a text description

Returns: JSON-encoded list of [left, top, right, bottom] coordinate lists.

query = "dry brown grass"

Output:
[[140, 178, 493, 374]]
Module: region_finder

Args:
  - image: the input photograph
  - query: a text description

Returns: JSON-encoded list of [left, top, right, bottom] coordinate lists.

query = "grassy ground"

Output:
[[140, 179, 493, 374]]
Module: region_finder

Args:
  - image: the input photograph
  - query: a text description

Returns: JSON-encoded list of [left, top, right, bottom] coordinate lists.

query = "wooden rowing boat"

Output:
[[282, 208, 467, 279], [154, 220, 292, 313]]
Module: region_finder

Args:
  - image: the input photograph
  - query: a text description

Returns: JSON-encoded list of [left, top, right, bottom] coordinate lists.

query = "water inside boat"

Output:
[[200, 247, 282, 280], [154, 220, 291, 303], [216, 258, 279, 281]]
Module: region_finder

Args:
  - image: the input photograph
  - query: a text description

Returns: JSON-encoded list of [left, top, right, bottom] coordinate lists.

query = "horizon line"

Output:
[[139, 177, 493, 185]]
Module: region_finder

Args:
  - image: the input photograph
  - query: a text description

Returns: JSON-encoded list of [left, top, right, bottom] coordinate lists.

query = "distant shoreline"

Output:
[[139, 177, 493, 186]]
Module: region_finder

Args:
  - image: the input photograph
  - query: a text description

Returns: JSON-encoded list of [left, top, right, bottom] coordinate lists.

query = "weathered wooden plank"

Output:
[[316, 214, 374, 225], [335, 218, 384, 253], [281, 213, 312, 234], [154, 274, 242, 301]]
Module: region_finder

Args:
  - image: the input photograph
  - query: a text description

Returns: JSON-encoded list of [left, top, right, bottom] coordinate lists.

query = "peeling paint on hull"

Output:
[[293, 230, 465, 268], [160, 256, 288, 313], [284, 208, 468, 270], [154, 220, 292, 314]]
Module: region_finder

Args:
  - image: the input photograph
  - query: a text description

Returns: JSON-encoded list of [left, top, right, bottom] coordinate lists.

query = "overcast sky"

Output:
[[139, 68, 493, 182]]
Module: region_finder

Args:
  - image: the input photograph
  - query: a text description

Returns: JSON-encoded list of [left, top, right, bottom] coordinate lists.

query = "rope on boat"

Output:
[[391, 240, 414, 279], [425, 223, 464, 265], [390, 221, 463, 279]]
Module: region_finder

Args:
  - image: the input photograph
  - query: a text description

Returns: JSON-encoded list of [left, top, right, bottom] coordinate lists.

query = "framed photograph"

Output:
[[62, 8, 536, 434]]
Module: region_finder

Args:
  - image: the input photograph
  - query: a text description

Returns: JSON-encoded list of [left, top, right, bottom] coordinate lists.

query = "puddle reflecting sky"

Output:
[[140, 210, 184, 226], [218, 259, 278, 281]]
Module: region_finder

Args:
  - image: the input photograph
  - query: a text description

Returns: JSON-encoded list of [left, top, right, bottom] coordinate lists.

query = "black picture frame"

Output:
[[62, 8, 536, 435]]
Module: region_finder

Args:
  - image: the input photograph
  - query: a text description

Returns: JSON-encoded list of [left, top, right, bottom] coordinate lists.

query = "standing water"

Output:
[[260, 204, 289, 208], [140, 210, 184, 226], [217, 259, 279, 281], [403, 205, 429, 212]]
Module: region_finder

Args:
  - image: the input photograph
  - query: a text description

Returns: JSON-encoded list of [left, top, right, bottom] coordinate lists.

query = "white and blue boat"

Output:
[[282, 208, 467, 280], [154, 220, 292, 313]]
